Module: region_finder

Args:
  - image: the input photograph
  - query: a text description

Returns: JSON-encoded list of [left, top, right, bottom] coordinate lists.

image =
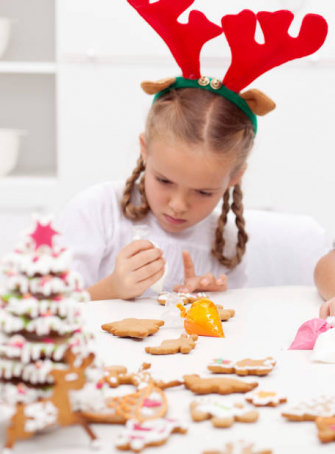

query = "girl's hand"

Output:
[[173, 250, 227, 294], [109, 240, 166, 300], [319, 296, 335, 319]]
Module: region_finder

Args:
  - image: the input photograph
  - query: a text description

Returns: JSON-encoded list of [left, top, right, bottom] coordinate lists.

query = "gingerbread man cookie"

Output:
[[316, 416, 335, 443], [282, 396, 335, 421], [145, 334, 198, 355], [190, 398, 259, 427], [183, 375, 258, 395], [115, 418, 188, 452], [103, 363, 182, 390], [203, 441, 272, 454], [245, 390, 287, 407], [101, 318, 164, 338], [216, 305, 235, 321], [208, 357, 276, 376]]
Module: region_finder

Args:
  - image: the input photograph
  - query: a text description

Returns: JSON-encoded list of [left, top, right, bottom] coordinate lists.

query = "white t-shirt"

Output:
[[58, 180, 248, 297]]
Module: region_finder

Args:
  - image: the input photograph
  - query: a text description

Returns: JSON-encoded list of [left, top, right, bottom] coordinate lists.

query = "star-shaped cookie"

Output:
[[102, 318, 164, 338]]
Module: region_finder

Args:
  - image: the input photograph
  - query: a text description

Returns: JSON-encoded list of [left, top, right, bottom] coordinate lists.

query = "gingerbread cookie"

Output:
[[203, 441, 272, 454], [245, 390, 287, 407], [183, 375, 258, 395], [101, 319, 164, 338], [115, 418, 188, 452], [216, 305, 235, 321], [145, 334, 198, 355], [108, 384, 168, 423], [208, 357, 276, 376], [104, 363, 183, 390], [190, 398, 259, 427], [282, 396, 335, 421], [316, 416, 335, 443], [157, 292, 207, 306]]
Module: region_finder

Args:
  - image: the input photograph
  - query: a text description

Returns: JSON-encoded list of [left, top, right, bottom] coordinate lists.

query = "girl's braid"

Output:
[[212, 183, 248, 269], [121, 155, 150, 220]]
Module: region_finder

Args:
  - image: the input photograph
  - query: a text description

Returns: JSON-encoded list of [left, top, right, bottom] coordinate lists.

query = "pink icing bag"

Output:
[[289, 318, 332, 350]]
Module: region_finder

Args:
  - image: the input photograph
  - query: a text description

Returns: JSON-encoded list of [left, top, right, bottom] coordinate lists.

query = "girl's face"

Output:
[[140, 134, 246, 233]]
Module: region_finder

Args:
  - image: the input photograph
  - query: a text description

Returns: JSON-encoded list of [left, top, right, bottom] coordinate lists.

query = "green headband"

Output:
[[153, 76, 257, 135]]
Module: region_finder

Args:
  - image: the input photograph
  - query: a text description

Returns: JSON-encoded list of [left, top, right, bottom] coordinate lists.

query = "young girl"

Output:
[[58, 6, 327, 301], [59, 88, 252, 300]]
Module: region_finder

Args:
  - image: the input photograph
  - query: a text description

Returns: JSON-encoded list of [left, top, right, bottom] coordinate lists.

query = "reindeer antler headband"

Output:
[[127, 1, 328, 134]]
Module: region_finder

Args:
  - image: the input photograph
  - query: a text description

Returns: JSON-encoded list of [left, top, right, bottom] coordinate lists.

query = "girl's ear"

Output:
[[240, 89, 276, 116], [139, 132, 147, 163], [229, 163, 248, 187]]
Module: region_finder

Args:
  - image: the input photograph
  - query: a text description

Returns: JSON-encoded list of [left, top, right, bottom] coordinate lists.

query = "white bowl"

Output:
[[0, 17, 11, 58], [0, 129, 24, 177]]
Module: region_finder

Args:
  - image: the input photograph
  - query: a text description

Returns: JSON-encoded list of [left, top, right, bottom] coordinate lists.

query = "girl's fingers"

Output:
[[319, 300, 330, 319], [183, 250, 196, 280], [133, 257, 166, 283], [121, 240, 155, 259], [178, 277, 201, 294], [130, 247, 163, 271], [216, 274, 228, 288], [137, 267, 166, 293], [200, 273, 215, 287]]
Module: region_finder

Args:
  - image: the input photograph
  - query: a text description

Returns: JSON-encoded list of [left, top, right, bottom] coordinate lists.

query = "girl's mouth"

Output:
[[164, 214, 186, 225]]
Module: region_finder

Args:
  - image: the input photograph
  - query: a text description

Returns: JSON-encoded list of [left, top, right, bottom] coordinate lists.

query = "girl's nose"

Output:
[[168, 193, 188, 214]]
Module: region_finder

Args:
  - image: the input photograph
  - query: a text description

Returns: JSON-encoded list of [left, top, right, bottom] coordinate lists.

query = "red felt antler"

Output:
[[127, 0, 222, 79], [221, 10, 328, 93]]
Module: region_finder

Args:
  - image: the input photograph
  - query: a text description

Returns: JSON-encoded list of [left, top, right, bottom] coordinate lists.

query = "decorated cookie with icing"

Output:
[[103, 363, 183, 390], [316, 416, 335, 443], [282, 396, 335, 421], [190, 397, 259, 427], [203, 441, 272, 454], [101, 318, 164, 338], [157, 292, 208, 306], [183, 374, 258, 395], [245, 390, 287, 407], [208, 357, 276, 376], [115, 418, 188, 452]]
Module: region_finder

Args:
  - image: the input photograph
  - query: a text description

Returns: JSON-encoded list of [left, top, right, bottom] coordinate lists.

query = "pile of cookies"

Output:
[[99, 291, 335, 451]]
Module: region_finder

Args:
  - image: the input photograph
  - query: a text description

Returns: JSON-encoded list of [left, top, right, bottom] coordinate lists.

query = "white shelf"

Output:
[[0, 62, 56, 74]]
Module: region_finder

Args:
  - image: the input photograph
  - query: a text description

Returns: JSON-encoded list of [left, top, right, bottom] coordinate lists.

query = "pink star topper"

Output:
[[29, 220, 59, 250]]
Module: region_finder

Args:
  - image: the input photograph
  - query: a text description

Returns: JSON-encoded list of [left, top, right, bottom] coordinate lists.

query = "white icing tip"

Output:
[[90, 439, 102, 451]]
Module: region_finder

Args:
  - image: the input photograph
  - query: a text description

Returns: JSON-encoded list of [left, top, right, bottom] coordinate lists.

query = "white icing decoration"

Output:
[[115, 418, 187, 451], [24, 401, 58, 432], [284, 396, 335, 417], [0, 358, 67, 384], [65, 372, 79, 381], [5, 271, 84, 297], [2, 248, 72, 277], [195, 397, 250, 418], [312, 328, 335, 363], [245, 390, 286, 405], [0, 382, 52, 405]]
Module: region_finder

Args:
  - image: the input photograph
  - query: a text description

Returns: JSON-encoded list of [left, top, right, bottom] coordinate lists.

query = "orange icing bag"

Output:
[[177, 299, 224, 338]]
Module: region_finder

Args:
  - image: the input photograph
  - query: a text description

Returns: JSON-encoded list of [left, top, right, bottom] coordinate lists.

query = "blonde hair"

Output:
[[121, 88, 254, 269]]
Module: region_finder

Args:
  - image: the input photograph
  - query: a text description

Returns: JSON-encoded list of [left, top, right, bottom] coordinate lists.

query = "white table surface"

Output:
[[1, 286, 335, 454]]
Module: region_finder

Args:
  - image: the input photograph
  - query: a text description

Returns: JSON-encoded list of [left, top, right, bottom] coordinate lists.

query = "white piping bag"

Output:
[[132, 225, 168, 293]]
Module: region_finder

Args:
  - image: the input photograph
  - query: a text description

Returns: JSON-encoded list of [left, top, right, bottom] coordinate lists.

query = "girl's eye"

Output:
[[198, 190, 213, 197], [156, 177, 171, 185]]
